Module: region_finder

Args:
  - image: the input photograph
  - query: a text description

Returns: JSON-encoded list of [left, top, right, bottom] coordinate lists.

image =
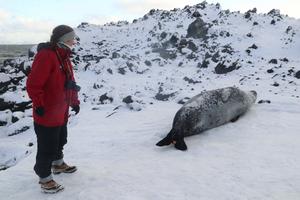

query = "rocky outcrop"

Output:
[[186, 18, 209, 39]]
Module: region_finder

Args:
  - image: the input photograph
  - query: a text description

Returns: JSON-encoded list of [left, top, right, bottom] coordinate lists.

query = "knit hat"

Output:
[[50, 25, 76, 44]]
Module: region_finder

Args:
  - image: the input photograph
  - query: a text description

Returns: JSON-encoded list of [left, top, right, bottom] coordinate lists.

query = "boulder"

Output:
[[215, 61, 239, 74], [186, 18, 209, 39], [122, 95, 134, 104], [99, 93, 113, 104], [295, 71, 300, 79]]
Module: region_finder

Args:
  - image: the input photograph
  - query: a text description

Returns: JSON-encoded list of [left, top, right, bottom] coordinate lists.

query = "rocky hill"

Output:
[[0, 1, 300, 134]]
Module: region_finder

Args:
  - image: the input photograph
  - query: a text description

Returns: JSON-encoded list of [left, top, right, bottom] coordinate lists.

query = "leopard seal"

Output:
[[156, 87, 257, 151]]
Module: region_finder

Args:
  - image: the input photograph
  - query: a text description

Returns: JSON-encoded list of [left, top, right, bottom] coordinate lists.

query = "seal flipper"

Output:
[[174, 138, 187, 151], [230, 115, 240, 122], [156, 131, 173, 146]]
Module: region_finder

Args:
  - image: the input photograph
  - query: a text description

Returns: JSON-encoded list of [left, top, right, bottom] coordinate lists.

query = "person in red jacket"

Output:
[[26, 25, 80, 193]]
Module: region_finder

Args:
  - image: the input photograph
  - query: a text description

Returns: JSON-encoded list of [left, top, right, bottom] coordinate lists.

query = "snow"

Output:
[[1, 1, 300, 199], [1, 100, 300, 199], [0, 73, 10, 83]]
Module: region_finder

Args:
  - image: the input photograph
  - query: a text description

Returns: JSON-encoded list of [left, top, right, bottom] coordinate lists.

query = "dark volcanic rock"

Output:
[[249, 44, 258, 49], [195, 2, 207, 9], [0, 98, 12, 111], [244, 12, 251, 19], [270, 19, 276, 25], [269, 59, 278, 64], [183, 77, 201, 84], [215, 61, 239, 74], [187, 41, 198, 52], [280, 58, 289, 62], [0, 81, 10, 95], [118, 67, 126, 75], [160, 32, 167, 40], [198, 60, 209, 68], [186, 18, 209, 39], [144, 60, 152, 66], [99, 93, 113, 104], [178, 39, 188, 48], [28, 48, 35, 58], [152, 48, 177, 60], [19, 61, 31, 76], [155, 86, 177, 101], [211, 52, 220, 63], [295, 71, 300, 79], [192, 11, 201, 18], [0, 120, 7, 126], [258, 100, 271, 104], [169, 35, 179, 46], [107, 68, 113, 74], [246, 33, 253, 37], [0, 98, 32, 112], [221, 45, 234, 55], [14, 101, 32, 112], [268, 9, 282, 18], [3, 59, 16, 67], [122, 95, 134, 104], [112, 52, 121, 59], [8, 126, 30, 136], [155, 93, 176, 101], [82, 54, 94, 62]]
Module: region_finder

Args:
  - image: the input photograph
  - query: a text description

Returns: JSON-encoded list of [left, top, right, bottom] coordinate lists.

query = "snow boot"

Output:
[[52, 162, 77, 174], [39, 180, 64, 193]]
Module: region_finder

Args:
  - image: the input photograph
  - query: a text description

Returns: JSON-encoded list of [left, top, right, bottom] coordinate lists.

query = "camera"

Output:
[[65, 80, 81, 92]]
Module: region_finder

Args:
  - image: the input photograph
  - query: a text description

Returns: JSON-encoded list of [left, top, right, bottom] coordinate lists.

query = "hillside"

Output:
[[0, 2, 300, 199]]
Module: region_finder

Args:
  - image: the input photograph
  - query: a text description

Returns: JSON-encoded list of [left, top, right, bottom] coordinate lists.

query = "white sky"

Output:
[[0, 0, 299, 44]]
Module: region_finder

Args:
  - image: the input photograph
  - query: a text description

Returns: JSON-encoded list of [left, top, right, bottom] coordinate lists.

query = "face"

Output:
[[250, 90, 257, 99], [65, 38, 76, 47], [249, 90, 257, 103]]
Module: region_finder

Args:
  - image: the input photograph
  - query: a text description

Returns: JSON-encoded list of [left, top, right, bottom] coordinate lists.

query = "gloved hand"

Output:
[[35, 107, 45, 116], [71, 105, 80, 115]]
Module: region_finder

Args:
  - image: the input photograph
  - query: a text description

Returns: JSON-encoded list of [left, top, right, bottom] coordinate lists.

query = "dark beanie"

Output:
[[50, 25, 74, 44]]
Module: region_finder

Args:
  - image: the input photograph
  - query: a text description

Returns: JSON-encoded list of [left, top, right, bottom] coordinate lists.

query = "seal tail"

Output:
[[156, 130, 188, 151], [156, 129, 174, 147]]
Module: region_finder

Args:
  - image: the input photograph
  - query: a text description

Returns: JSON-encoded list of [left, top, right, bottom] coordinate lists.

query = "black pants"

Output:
[[33, 123, 68, 178]]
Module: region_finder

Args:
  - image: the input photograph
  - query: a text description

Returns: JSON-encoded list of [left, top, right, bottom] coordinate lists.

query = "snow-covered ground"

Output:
[[0, 1, 300, 199], [1, 98, 300, 199]]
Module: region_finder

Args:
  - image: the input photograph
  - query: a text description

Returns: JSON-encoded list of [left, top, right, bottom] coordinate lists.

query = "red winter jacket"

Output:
[[26, 46, 80, 127]]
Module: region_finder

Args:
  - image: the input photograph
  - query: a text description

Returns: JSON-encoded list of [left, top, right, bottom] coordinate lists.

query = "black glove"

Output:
[[71, 105, 80, 115], [35, 107, 45, 116]]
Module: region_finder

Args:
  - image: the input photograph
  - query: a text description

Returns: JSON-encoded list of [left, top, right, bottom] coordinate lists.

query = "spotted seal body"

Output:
[[156, 87, 257, 151]]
